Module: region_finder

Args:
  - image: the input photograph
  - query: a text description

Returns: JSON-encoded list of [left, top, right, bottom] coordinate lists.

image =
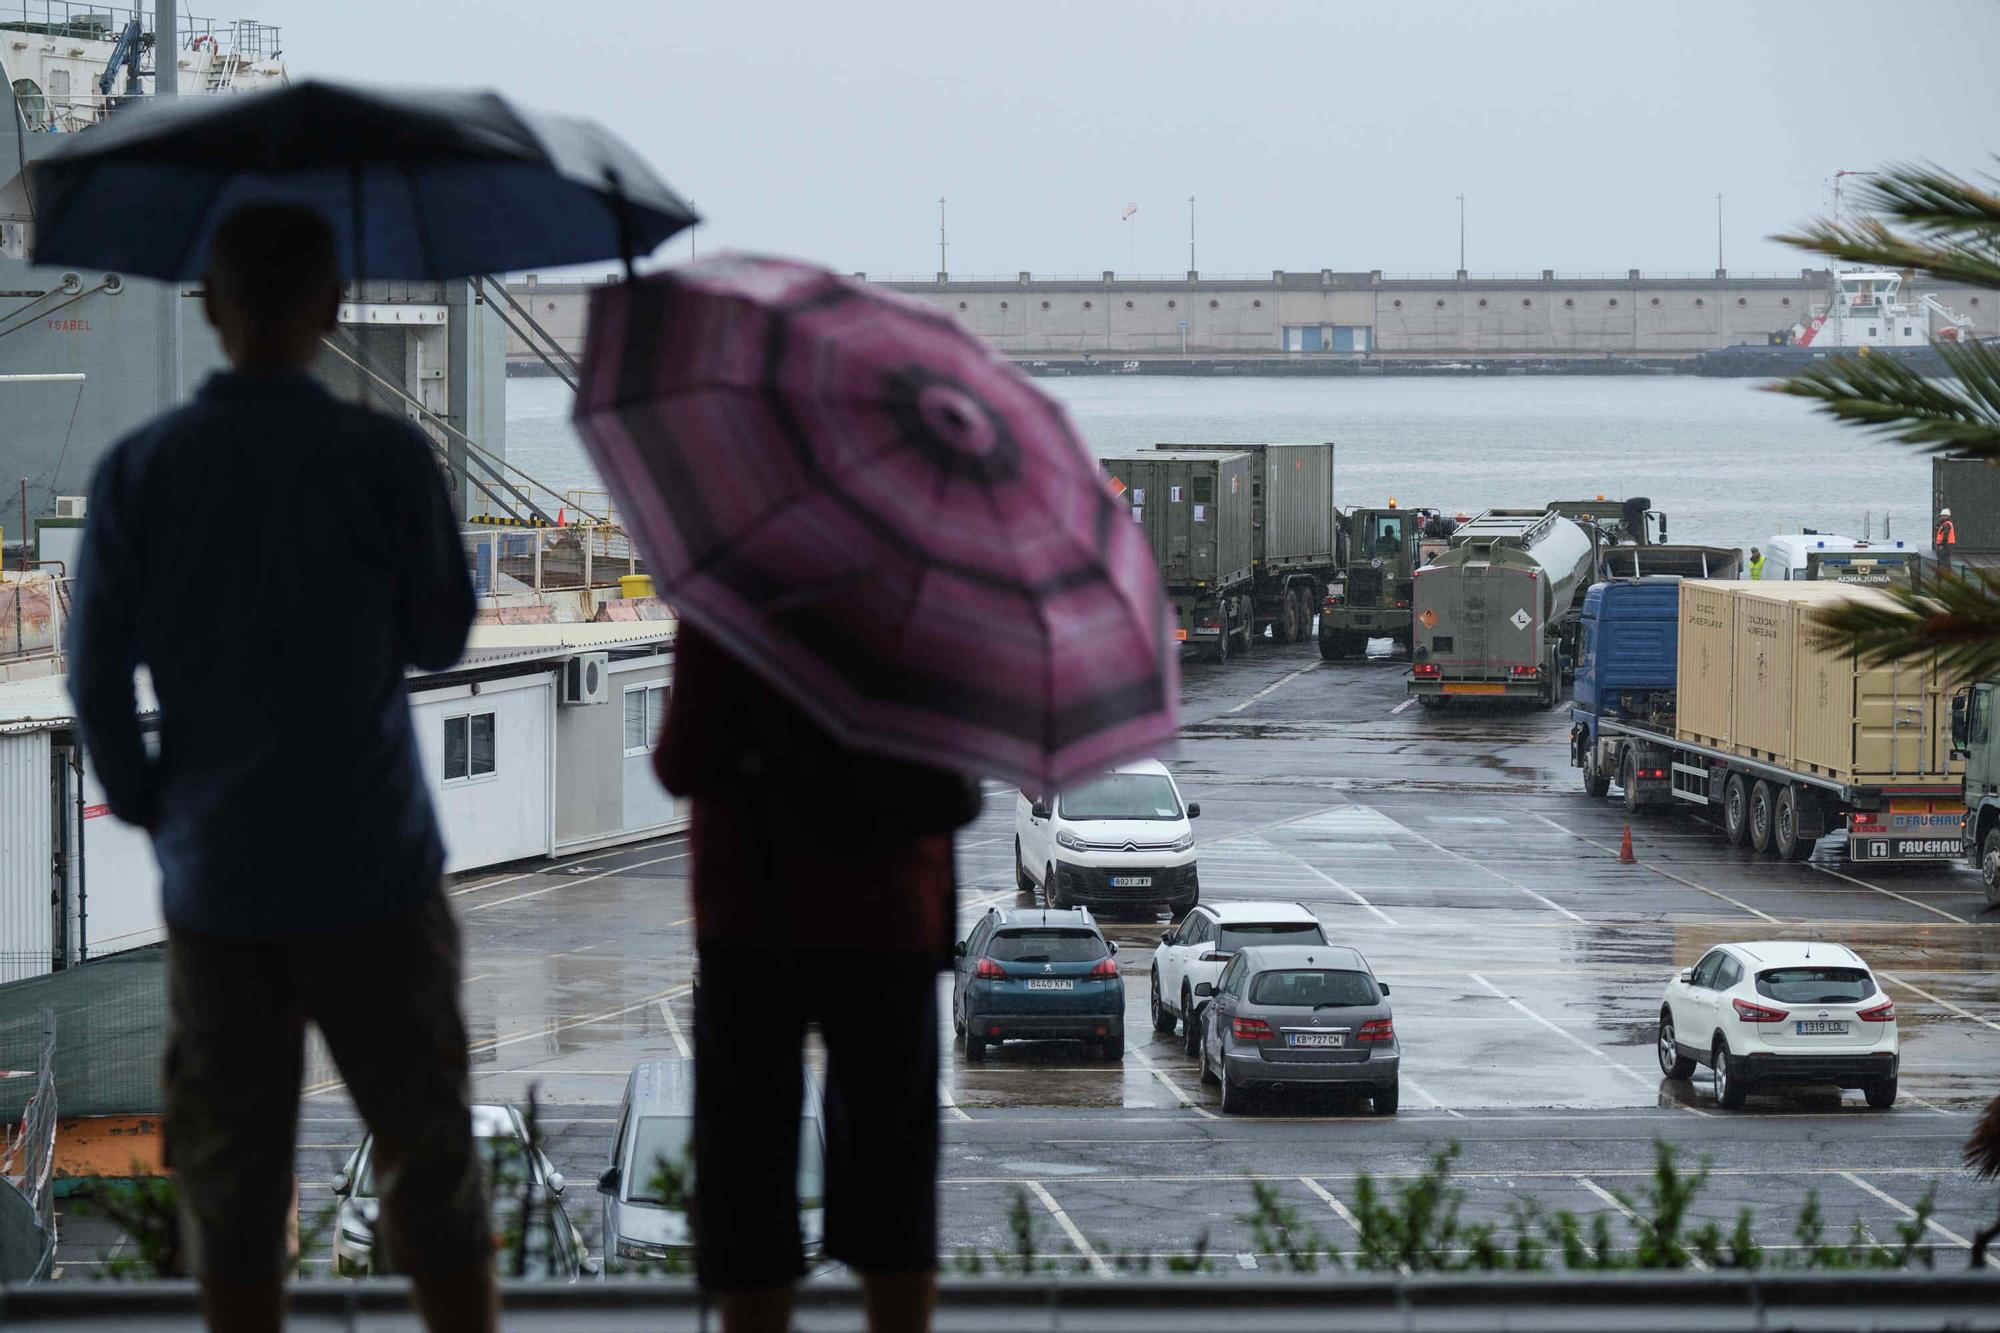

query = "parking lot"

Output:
[[54, 642, 2000, 1274]]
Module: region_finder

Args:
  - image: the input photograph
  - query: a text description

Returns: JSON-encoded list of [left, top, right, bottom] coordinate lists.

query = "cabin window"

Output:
[[624, 684, 670, 757], [443, 712, 497, 784], [1971, 691, 1992, 747]]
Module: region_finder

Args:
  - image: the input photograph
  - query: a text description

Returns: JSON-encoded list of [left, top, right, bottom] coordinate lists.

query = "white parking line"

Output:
[[1813, 866, 1970, 924], [1877, 972, 2000, 1034], [1391, 698, 1417, 715], [1026, 1180, 1113, 1277], [1225, 662, 1321, 715], [938, 1080, 973, 1122], [1839, 1171, 1996, 1265], [1398, 1076, 1463, 1118], [1389, 823, 1588, 924], [1127, 1044, 1220, 1119], [1235, 1252, 1258, 1269], [465, 850, 690, 913], [654, 997, 691, 1059], [1575, 1175, 1708, 1270], [1465, 973, 1656, 1090], [1262, 842, 1398, 926], [1300, 1176, 1363, 1234], [1511, 808, 1782, 924]]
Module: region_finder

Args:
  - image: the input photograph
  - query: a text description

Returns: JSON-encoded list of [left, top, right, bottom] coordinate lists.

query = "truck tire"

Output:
[[1214, 599, 1231, 663], [1318, 628, 1346, 661], [1273, 594, 1296, 644], [1621, 749, 1642, 814], [1582, 750, 1611, 799], [1749, 780, 1776, 854], [1296, 588, 1317, 643], [1774, 786, 1813, 862], [1982, 827, 2000, 907], [1722, 774, 1750, 846]]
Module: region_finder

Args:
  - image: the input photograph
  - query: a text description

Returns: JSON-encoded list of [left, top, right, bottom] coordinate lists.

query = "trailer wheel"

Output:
[[1621, 749, 1642, 814], [1318, 630, 1345, 661], [1722, 774, 1750, 846], [1582, 749, 1610, 800], [1774, 786, 1813, 862], [1273, 592, 1296, 644], [1748, 780, 1776, 854]]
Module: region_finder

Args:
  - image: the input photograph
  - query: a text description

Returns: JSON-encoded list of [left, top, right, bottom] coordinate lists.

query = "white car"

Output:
[[1015, 760, 1200, 917], [1657, 941, 1899, 1110], [1150, 901, 1326, 1053]]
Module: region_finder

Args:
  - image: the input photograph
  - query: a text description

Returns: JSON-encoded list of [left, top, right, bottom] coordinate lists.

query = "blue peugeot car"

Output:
[[952, 907, 1125, 1061]]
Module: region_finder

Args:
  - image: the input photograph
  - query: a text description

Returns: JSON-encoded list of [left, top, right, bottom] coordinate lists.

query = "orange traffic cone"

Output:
[[1618, 826, 1636, 864]]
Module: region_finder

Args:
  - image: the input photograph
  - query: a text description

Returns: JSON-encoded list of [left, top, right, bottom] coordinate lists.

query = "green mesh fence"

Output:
[[0, 947, 163, 1120]]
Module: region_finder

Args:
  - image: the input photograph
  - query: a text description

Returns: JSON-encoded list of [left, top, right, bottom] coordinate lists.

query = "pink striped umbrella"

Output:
[[571, 254, 1176, 790]]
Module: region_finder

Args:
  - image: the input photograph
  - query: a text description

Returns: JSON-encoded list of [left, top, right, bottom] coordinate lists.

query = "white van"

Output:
[[1761, 533, 1915, 584], [1015, 760, 1200, 917]]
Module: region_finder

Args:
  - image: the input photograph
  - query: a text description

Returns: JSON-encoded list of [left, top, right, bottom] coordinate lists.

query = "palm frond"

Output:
[[1966, 1094, 2000, 1181], [1853, 161, 2000, 238], [1772, 217, 2000, 293], [1813, 566, 2000, 681], [1767, 340, 2000, 459]]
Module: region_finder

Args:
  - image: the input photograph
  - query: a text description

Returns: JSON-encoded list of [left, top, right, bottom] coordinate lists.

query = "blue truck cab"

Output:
[[1570, 579, 1680, 800]]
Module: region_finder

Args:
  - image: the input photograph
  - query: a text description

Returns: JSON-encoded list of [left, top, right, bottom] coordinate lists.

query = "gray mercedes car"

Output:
[[1194, 944, 1400, 1114]]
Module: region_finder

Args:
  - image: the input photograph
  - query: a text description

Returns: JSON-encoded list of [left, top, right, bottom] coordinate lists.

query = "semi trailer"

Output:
[[1407, 509, 1598, 708], [1106, 442, 1340, 659], [1572, 579, 1964, 864]]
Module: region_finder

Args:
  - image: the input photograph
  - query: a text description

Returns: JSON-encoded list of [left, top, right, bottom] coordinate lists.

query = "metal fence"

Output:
[[464, 526, 645, 598], [0, 948, 162, 1121], [0, 1008, 55, 1282]]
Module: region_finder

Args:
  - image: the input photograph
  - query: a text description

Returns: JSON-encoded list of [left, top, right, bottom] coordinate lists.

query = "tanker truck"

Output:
[[1406, 509, 1597, 709]]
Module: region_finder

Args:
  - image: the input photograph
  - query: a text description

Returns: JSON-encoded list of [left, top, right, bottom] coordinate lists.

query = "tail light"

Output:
[[1731, 997, 1789, 1023], [1324, 593, 1343, 607], [1087, 957, 1118, 979], [1857, 999, 1896, 1022], [975, 958, 1006, 979], [1510, 665, 1539, 676], [1356, 1018, 1395, 1044], [1231, 1016, 1275, 1041], [1395, 599, 1409, 609], [1413, 663, 1440, 678]]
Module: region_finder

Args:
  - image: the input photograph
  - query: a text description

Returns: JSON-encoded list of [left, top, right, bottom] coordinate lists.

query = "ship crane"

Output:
[[96, 19, 154, 114]]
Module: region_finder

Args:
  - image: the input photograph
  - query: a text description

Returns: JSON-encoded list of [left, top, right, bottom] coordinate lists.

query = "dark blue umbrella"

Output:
[[25, 80, 696, 280]]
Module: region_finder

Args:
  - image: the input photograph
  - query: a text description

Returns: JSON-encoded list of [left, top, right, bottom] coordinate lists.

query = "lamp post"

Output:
[[937, 196, 948, 280], [1187, 193, 1196, 276], [1456, 193, 1466, 275], [155, 0, 178, 415], [1715, 192, 1723, 274]]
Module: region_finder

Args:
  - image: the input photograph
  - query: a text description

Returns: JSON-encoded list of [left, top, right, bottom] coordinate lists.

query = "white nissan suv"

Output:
[[1150, 901, 1326, 1054], [1657, 941, 1899, 1110], [1015, 760, 1200, 918]]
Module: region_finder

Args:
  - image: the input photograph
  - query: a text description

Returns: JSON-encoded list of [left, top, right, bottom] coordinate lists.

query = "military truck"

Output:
[[1104, 443, 1340, 660], [1317, 504, 1442, 661], [1546, 496, 1668, 546], [1951, 683, 2000, 905]]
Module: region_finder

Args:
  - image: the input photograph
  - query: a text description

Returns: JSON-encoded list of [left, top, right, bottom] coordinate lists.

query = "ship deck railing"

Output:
[[0, 2, 280, 61]]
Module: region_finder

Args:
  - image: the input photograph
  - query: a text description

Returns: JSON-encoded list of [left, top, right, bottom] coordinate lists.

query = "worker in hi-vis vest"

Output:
[[1747, 547, 1765, 580], [1936, 508, 1957, 571]]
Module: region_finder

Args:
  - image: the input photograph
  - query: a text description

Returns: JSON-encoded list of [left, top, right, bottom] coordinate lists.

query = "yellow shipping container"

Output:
[[1675, 581, 1960, 785], [1674, 581, 1737, 750]]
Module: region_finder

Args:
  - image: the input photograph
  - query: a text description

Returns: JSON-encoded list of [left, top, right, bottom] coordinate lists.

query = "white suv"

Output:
[[1015, 760, 1200, 917], [1150, 901, 1325, 1053], [1657, 941, 1899, 1110]]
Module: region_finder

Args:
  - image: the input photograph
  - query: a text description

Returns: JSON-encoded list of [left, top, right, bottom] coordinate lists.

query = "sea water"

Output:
[[505, 373, 1928, 551]]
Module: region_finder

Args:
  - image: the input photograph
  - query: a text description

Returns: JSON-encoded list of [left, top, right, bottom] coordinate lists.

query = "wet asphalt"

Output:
[[51, 638, 2000, 1276]]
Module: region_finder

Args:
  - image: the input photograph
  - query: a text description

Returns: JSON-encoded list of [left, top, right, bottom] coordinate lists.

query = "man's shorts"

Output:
[[163, 892, 490, 1282], [691, 946, 939, 1290]]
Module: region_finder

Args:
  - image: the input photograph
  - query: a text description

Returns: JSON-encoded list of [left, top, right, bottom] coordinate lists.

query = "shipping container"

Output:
[[1933, 456, 2000, 553], [1672, 581, 1958, 784], [1101, 452, 1256, 591], [1151, 442, 1337, 569], [0, 730, 54, 984]]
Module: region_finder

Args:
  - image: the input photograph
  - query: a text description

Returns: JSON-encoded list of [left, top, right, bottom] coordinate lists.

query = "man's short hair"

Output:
[[206, 203, 338, 323]]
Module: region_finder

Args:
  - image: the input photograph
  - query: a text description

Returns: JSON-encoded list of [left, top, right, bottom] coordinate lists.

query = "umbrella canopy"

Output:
[[26, 80, 695, 279], [572, 254, 1178, 791]]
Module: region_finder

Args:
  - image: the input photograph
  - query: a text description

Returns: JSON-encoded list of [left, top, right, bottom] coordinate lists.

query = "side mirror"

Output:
[[596, 1167, 619, 1196], [581, 1256, 602, 1277], [1677, 968, 1694, 984], [1030, 801, 1051, 820], [1159, 930, 1176, 946], [1186, 802, 1201, 818], [953, 941, 965, 959], [1951, 692, 1969, 753], [1193, 982, 1215, 998], [330, 1171, 351, 1196], [1379, 982, 1391, 996], [1107, 941, 1119, 954], [547, 1172, 566, 1196]]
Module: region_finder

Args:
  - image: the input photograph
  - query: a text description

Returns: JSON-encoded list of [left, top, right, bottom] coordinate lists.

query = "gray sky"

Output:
[[264, 0, 2000, 278]]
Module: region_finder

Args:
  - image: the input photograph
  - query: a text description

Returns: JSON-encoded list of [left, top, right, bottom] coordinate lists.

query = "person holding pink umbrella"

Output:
[[575, 254, 1178, 1331]]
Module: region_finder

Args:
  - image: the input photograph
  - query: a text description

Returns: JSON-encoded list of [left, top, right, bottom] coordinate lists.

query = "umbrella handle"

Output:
[[606, 169, 636, 284]]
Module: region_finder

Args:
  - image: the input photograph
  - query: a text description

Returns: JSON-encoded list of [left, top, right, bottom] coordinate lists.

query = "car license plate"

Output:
[[1795, 1020, 1848, 1035], [1109, 876, 1152, 887], [1026, 978, 1074, 991], [1288, 1032, 1345, 1048]]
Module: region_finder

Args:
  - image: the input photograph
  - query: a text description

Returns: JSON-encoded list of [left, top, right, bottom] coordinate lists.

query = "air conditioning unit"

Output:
[[560, 652, 610, 706], [53, 496, 86, 519]]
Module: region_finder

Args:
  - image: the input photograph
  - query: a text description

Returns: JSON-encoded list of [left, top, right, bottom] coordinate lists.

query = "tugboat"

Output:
[[1696, 267, 1978, 376]]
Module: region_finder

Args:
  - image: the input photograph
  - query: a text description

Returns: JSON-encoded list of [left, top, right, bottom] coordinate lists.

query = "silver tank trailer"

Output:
[[1408, 509, 1596, 709]]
